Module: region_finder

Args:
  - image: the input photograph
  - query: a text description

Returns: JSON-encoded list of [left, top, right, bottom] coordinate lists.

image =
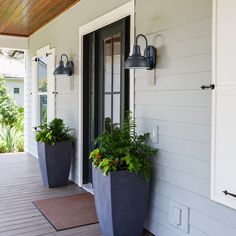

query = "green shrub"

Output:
[[0, 126, 21, 153], [0, 141, 7, 153], [89, 114, 158, 181], [16, 136, 24, 152], [35, 118, 75, 145], [0, 77, 19, 127], [15, 107, 24, 132], [0, 78, 25, 154]]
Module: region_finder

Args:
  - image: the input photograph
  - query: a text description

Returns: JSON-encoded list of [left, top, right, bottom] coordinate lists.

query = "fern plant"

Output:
[[89, 114, 157, 181], [35, 118, 75, 145]]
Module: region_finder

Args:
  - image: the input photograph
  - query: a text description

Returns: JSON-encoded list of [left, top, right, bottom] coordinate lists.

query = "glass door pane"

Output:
[[113, 34, 121, 93], [104, 38, 112, 93], [103, 33, 121, 127], [39, 95, 47, 125], [38, 55, 47, 92]]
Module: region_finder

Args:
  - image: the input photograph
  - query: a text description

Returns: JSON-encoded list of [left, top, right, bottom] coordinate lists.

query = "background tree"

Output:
[[0, 77, 19, 127]]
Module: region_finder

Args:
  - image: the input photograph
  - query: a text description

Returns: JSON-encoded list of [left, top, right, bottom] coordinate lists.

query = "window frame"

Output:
[[13, 88, 20, 94], [31, 45, 56, 128]]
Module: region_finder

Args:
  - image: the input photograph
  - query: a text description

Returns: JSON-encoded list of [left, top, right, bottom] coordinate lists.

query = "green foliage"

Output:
[[0, 110, 24, 153], [16, 137, 24, 152], [35, 118, 76, 145], [0, 77, 19, 127], [89, 113, 158, 181], [0, 140, 7, 153], [15, 107, 24, 132], [0, 77, 24, 154], [0, 125, 22, 153]]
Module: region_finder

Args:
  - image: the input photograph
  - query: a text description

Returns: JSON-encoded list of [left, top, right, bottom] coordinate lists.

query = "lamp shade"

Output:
[[53, 61, 69, 75], [124, 45, 150, 69]]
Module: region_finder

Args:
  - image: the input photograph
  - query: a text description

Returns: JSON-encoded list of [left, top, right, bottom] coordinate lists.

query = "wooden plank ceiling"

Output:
[[0, 0, 80, 37]]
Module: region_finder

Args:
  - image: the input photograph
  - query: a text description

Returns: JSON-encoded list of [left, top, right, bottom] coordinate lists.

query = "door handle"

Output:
[[223, 190, 236, 198], [201, 84, 215, 90]]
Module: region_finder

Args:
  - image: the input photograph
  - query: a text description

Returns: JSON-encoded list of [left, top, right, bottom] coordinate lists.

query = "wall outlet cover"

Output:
[[168, 200, 190, 233]]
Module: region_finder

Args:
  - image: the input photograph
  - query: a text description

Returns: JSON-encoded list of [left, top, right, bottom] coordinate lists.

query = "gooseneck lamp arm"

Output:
[[135, 34, 148, 48], [61, 54, 69, 62]]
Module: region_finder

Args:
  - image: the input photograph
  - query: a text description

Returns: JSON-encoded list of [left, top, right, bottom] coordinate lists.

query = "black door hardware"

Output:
[[201, 84, 215, 90], [223, 190, 236, 198]]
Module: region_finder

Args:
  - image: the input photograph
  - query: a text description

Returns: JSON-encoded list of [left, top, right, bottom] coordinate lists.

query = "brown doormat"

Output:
[[33, 193, 98, 231]]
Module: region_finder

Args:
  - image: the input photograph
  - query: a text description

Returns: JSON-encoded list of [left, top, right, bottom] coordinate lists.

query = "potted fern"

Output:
[[35, 118, 75, 188], [89, 115, 157, 236]]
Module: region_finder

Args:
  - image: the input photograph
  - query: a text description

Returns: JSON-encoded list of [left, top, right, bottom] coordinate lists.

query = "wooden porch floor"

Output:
[[0, 153, 102, 236]]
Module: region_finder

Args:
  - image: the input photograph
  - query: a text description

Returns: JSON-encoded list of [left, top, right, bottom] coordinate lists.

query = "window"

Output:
[[31, 46, 55, 128], [14, 88, 20, 94], [38, 55, 48, 125]]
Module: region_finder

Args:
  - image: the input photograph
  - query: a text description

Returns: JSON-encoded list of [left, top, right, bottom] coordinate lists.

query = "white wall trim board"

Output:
[[36, 45, 50, 56], [0, 35, 28, 50], [211, 0, 217, 204], [78, 1, 135, 187]]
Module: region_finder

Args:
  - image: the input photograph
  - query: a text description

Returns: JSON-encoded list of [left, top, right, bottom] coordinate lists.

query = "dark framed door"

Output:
[[83, 17, 130, 185]]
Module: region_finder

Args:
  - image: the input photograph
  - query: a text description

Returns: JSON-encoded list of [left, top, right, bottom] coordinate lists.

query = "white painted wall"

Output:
[[26, 0, 236, 235], [5, 78, 24, 107], [0, 35, 28, 50]]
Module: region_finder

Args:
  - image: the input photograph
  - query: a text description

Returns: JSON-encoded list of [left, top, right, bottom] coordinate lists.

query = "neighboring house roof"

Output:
[[0, 55, 25, 78]]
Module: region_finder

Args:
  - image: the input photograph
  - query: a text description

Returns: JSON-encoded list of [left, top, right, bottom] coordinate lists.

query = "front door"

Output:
[[83, 17, 130, 185]]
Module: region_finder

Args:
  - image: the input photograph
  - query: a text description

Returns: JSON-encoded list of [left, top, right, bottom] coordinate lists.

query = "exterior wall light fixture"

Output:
[[54, 54, 74, 76], [124, 34, 156, 70]]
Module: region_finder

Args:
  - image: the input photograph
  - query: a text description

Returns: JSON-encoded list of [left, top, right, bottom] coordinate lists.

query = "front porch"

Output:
[[0, 153, 101, 236]]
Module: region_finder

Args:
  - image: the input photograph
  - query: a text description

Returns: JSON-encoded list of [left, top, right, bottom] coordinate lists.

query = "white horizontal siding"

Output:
[[136, 0, 236, 235], [135, 91, 211, 107], [154, 151, 210, 180], [136, 118, 211, 143], [137, 0, 212, 36], [135, 72, 211, 92], [136, 105, 211, 125]]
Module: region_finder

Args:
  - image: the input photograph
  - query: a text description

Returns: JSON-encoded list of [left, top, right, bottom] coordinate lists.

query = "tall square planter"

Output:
[[93, 168, 150, 236], [37, 141, 72, 188]]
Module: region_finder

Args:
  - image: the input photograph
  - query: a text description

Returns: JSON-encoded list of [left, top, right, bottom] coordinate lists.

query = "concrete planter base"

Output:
[[37, 141, 72, 188], [92, 168, 149, 236]]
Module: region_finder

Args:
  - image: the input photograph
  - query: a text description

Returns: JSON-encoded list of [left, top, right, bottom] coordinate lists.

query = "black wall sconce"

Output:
[[54, 54, 74, 76], [124, 34, 156, 70]]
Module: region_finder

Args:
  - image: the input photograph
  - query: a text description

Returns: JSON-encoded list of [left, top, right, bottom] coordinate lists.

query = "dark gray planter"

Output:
[[92, 168, 149, 236], [37, 141, 72, 188]]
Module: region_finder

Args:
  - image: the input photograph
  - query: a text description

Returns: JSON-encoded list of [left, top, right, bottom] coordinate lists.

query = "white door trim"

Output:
[[78, 1, 135, 187]]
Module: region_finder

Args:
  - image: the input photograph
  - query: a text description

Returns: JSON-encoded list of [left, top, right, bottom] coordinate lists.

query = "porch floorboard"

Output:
[[0, 153, 102, 236]]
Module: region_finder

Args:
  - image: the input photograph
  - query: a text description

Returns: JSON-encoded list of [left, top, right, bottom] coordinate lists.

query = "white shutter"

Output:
[[31, 57, 39, 128], [47, 48, 56, 122], [211, 0, 236, 209]]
